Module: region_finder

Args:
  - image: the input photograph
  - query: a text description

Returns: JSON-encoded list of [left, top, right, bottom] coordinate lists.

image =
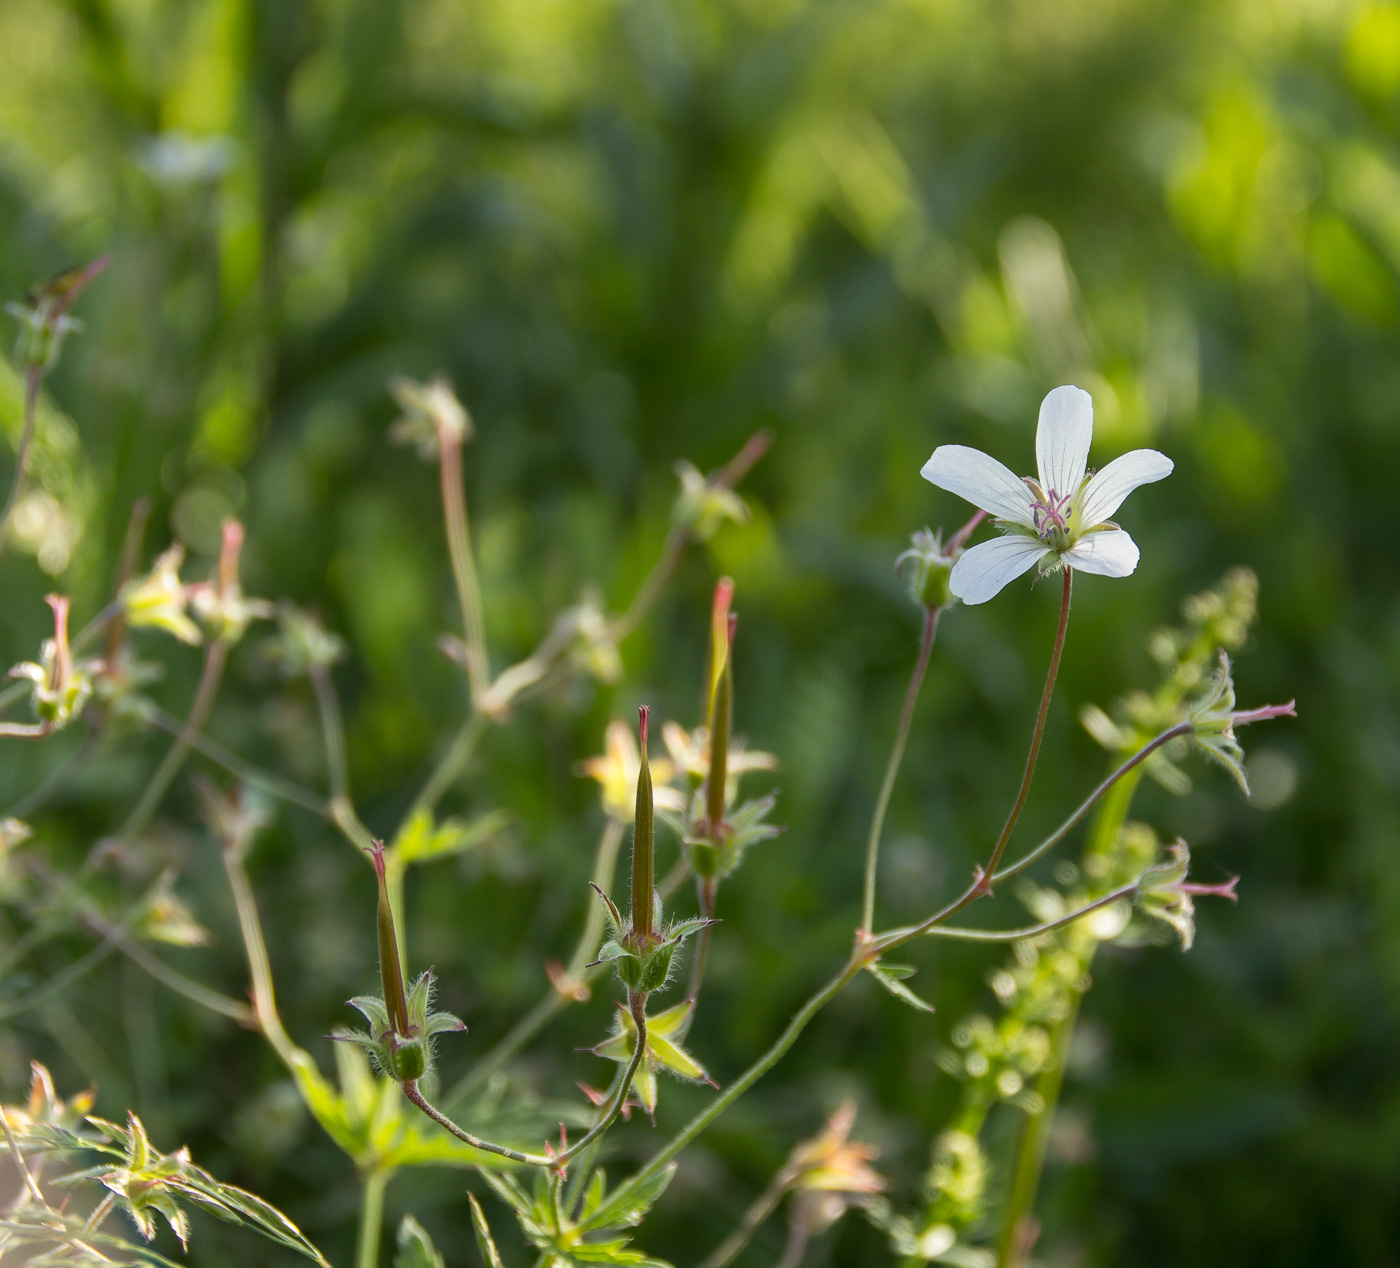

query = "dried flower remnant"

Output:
[[921, 385, 1173, 603], [388, 374, 473, 459], [1136, 839, 1239, 951], [187, 518, 273, 643], [121, 542, 202, 645], [578, 717, 683, 821], [7, 595, 102, 732], [1188, 650, 1297, 795]]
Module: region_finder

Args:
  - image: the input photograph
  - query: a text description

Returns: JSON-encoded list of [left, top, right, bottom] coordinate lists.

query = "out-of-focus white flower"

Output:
[[921, 385, 1172, 604]]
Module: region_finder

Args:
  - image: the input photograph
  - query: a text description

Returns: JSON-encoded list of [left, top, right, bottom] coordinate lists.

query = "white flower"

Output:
[[920, 385, 1173, 604]]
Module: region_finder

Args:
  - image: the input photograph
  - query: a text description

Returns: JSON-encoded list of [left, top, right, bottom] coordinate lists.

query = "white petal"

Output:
[[1035, 385, 1093, 496], [921, 446, 1036, 527], [949, 535, 1049, 604], [1064, 528, 1140, 578], [1076, 449, 1173, 528]]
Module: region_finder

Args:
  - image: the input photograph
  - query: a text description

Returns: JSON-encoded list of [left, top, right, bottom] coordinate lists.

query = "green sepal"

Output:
[[866, 961, 937, 1015], [395, 1214, 445, 1268]]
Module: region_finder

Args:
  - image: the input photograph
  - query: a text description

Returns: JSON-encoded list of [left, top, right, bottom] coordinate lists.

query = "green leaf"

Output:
[[394, 808, 509, 866], [866, 962, 936, 1014], [395, 1214, 446, 1268], [582, 1162, 678, 1231], [469, 1194, 506, 1268]]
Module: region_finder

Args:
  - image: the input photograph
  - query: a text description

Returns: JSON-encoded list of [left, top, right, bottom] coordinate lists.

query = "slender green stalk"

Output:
[[439, 430, 490, 705], [222, 839, 300, 1067], [882, 884, 1137, 949], [310, 662, 350, 802], [0, 935, 120, 1021], [632, 708, 655, 940], [355, 1168, 389, 1268], [980, 569, 1071, 885], [406, 991, 649, 1169], [409, 711, 485, 821], [5, 730, 100, 818], [143, 705, 330, 815], [585, 959, 863, 1228], [698, 1164, 795, 1268], [860, 604, 941, 935], [995, 992, 1081, 1268], [116, 638, 229, 844], [992, 766, 1150, 1265], [112, 936, 252, 1023]]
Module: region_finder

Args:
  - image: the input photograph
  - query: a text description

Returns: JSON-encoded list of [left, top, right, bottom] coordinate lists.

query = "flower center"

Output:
[[1029, 487, 1074, 551]]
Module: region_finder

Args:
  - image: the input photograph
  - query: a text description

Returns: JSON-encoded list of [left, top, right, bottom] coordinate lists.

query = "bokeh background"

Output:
[[0, 0, 1397, 1263]]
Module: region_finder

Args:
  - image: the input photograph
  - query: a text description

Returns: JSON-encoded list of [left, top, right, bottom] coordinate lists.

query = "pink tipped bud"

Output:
[[217, 519, 245, 597], [1180, 877, 1240, 902], [1230, 701, 1297, 727]]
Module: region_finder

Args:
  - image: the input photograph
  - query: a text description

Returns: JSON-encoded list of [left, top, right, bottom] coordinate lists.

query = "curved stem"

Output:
[[0, 367, 42, 554], [584, 959, 862, 1230], [117, 639, 229, 844], [860, 604, 941, 935], [981, 569, 1071, 884], [990, 721, 1191, 886], [408, 991, 649, 1170], [882, 883, 1137, 949], [355, 1169, 389, 1268], [222, 839, 300, 1067]]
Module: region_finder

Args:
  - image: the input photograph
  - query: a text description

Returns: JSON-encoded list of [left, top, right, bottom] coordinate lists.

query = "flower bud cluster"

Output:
[[671, 460, 749, 541], [8, 595, 101, 730]]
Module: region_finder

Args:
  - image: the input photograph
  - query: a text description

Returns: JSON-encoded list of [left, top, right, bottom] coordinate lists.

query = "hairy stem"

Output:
[[410, 991, 649, 1170], [861, 604, 941, 935]]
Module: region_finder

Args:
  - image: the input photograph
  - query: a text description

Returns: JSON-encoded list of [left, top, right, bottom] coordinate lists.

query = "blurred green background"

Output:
[[0, 0, 1396, 1263]]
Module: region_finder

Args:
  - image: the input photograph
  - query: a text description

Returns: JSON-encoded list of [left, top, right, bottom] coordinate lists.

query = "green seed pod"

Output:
[[639, 942, 675, 993], [631, 707, 655, 943], [371, 843, 411, 1036], [388, 1036, 427, 1082], [705, 615, 735, 839]]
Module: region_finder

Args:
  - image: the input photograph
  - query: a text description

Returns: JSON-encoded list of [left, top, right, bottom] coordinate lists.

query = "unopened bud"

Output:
[[896, 528, 956, 610], [631, 707, 656, 944]]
